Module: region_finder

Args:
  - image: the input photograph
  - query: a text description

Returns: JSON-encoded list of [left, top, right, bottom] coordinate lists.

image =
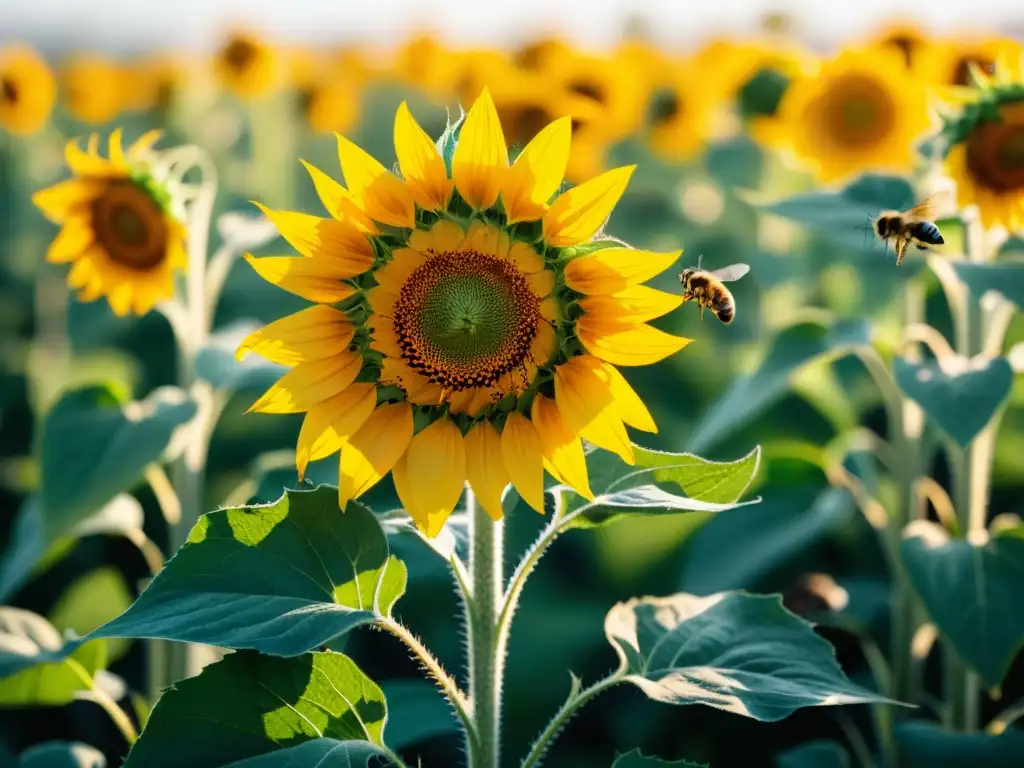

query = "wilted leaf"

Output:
[[604, 592, 898, 721], [690, 319, 871, 453], [379, 679, 459, 749], [0, 607, 106, 706], [18, 741, 107, 768], [612, 748, 707, 767], [893, 356, 1012, 447], [195, 321, 288, 393], [896, 721, 1024, 767], [951, 262, 1024, 310], [124, 651, 387, 768], [901, 520, 1024, 686], [775, 740, 851, 768], [679, 487, 854, 594]]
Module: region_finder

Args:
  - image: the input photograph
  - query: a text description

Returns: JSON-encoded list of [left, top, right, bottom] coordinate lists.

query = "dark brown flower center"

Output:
[[1, 76, 18, 104], [392, 249, 541, 391], [885, 35, 919, 68], [91, 182, 169, 271], [223, 39, 257, 72], [952, 56, 996, 87], [649, 90, 681, 125], [818, 74, 896, 149], [568, 79, 606, 105], [966, 117, 1024, 192]]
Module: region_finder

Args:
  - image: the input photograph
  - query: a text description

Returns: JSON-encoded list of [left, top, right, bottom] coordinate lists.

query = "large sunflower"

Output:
[[33, 131, 187, 316], [62, 53, 125, 125], [236, 90, 689, 536], [774, 47, 932, 183], [941, 57, 1024, 230], [0, 44, 56, 136]]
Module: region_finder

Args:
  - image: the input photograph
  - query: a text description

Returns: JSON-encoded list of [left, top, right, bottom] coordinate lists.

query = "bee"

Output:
[[871, 194, 946, 266], [677, 256, 750, 325]]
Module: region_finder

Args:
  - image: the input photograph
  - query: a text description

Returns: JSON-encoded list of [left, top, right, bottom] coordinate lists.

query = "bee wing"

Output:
[[709, 263, 750, 282], [905, 191, 951, 220]]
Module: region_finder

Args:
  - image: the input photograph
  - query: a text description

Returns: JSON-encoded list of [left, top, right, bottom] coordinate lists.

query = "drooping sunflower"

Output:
[[940, 56, 1024, 230], [214, 30, 280, 100], [62, 53, 125, 125], [236, 90, 689, 536], [774, 47, 932, 183], [32, 131, 187, 316], [0, 44, 56, 136]]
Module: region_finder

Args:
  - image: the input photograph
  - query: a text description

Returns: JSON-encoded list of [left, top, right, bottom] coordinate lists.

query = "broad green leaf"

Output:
[[379, 679, 460, 749], [18, 741, 106, 768], [679, 487, 854, 594], [124, 651, 387, 768], [49, 567, 134, 663], [565, 446, 762, 529], [901, 520, 1024, 686], [896, 721, 1024, 767], [893, 356, 1012, 447], [604, 591, 898, 721], [220, 740, 390, 767], [39, 384, 195, 540], [690, 319, 871, 453], [612, 748, 707, 767], [196, 321, 287, 393], [952, 262, 1024, 310], [704, 135, 763, 190], [775, 740, 851, 768], [0, 607, 106, 706]]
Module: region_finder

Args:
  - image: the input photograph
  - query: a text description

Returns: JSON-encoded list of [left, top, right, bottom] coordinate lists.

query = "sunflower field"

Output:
[[3, 14, 1024, 768]]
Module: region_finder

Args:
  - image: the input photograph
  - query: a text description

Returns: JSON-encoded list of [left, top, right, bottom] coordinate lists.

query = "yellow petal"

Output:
[[108, 128, 127, 169], [367, 286, 399, 318], [295, 383, 377, 480], [579, 285, 685, 323], [394, 101, 452, 211], [335, 133, 415, 228], [451, 88, 508, 210], [408, 219, 465, 255], [531, 320, 558, 367], [244, 254, 358, 303], [509, 241, 544, 274], [128, 129, 163, 158], [46, 217, 93, 263], [463, 220, 510, 258], [530, 395, 594, 500], [64, 135, 119, 177], [554, 356, 634, 465], [236, 305, 354, 365], [598, 361, 658, 433], [540, 297, 559, 323], [300, 159, 379, 233], [374, 247, 427, 293], [338, 402, 414, 509], [564, 248, 682, 295], [246, 352, 363, 414], [500, 411, 545, 514], [527, 269, 555, 298], [107, 283, 134, 317], [464, 421, 509, 521], [252, 203, 375, 269], [543, 165, 636, 247], [576, 316, 691, 367], [504, 116, 572, 225], [393, 418, 466, 537], [33, 178, 105, 222]]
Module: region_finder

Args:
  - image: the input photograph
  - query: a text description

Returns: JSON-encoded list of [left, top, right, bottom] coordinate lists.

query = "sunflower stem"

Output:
[[466, 488, 504, 768]]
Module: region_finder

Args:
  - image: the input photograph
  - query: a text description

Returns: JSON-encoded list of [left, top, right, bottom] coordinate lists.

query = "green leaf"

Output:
[[896, 721, 1024, 767], [0, 607, 106, 706], [901, 520, 1024, 686], [893, 356, 1012, 447], [220, 740, 389, 767], [690, 319, 872, 453], [124, 650, 387, 768], [39, 384, 196, 541], [379, 679, 459, 749], [49, 567, 135, 663], [612, 748, 708, 767], [775, 740, 851, 768], [18, 741, 107, 768], [704, 135, 763, 190], [679, 487, 854, 594], [604, 591, 899, 721], [565, 446, 762, 529], [196, 321, 287, 392], [951, 262, 1024, 310]]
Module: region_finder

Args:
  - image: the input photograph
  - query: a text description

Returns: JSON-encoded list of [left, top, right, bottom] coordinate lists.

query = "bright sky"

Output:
[[1, 0, 1021, 53]]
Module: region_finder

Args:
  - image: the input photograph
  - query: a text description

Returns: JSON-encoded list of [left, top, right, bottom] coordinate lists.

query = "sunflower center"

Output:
[[821, 75, 896, 149], [966, 117, 1024, 192], [0, 76, 18, 104], [568, 80, 606, 105], [885, 36, 918, 68], [649, 89, 681, 125], [223, 39, 257, 72], [393, 250, 541, 391], [952, 57, 996, 87], [91, 182, 169, 271]]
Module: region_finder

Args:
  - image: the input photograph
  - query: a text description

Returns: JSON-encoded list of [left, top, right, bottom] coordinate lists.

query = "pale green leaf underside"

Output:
[[220, 739, 389, 767]]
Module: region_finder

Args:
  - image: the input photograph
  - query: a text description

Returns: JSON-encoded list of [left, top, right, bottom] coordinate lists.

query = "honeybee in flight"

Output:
[[871, 194, 946, 266], [678, 256, 750, 325]]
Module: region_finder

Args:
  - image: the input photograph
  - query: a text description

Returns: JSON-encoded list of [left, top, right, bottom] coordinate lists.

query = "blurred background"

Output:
[[4, 1, 1024, 767]]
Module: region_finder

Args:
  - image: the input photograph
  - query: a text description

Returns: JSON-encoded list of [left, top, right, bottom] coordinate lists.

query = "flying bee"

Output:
[[871, 194, 947, 266], [677, 256, 750, 325]]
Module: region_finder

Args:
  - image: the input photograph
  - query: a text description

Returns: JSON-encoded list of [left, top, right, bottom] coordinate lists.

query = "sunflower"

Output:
[[236, 90, 689, 536], [774, 47, 932, 183], [62, 53, 125, 124], [645, 63, 720, 163], [391, 33, 459, 97], [867, 21, 932, 71], [304, 78, 361, 134], [918, 36, 1023, 92], [0, 44, 56, 136], [512, 36, 573, 73], [214, 30, 280, 100], [123, 55, 186, 115], [32, 131, 187, 316], [544, 51, 648, 141], [941, 57, 1024, 230]]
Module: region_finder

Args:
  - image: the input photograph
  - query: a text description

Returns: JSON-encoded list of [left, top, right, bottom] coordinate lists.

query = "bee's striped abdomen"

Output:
[[712, 293, 735, 324], [910, 220, 944, 246]]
